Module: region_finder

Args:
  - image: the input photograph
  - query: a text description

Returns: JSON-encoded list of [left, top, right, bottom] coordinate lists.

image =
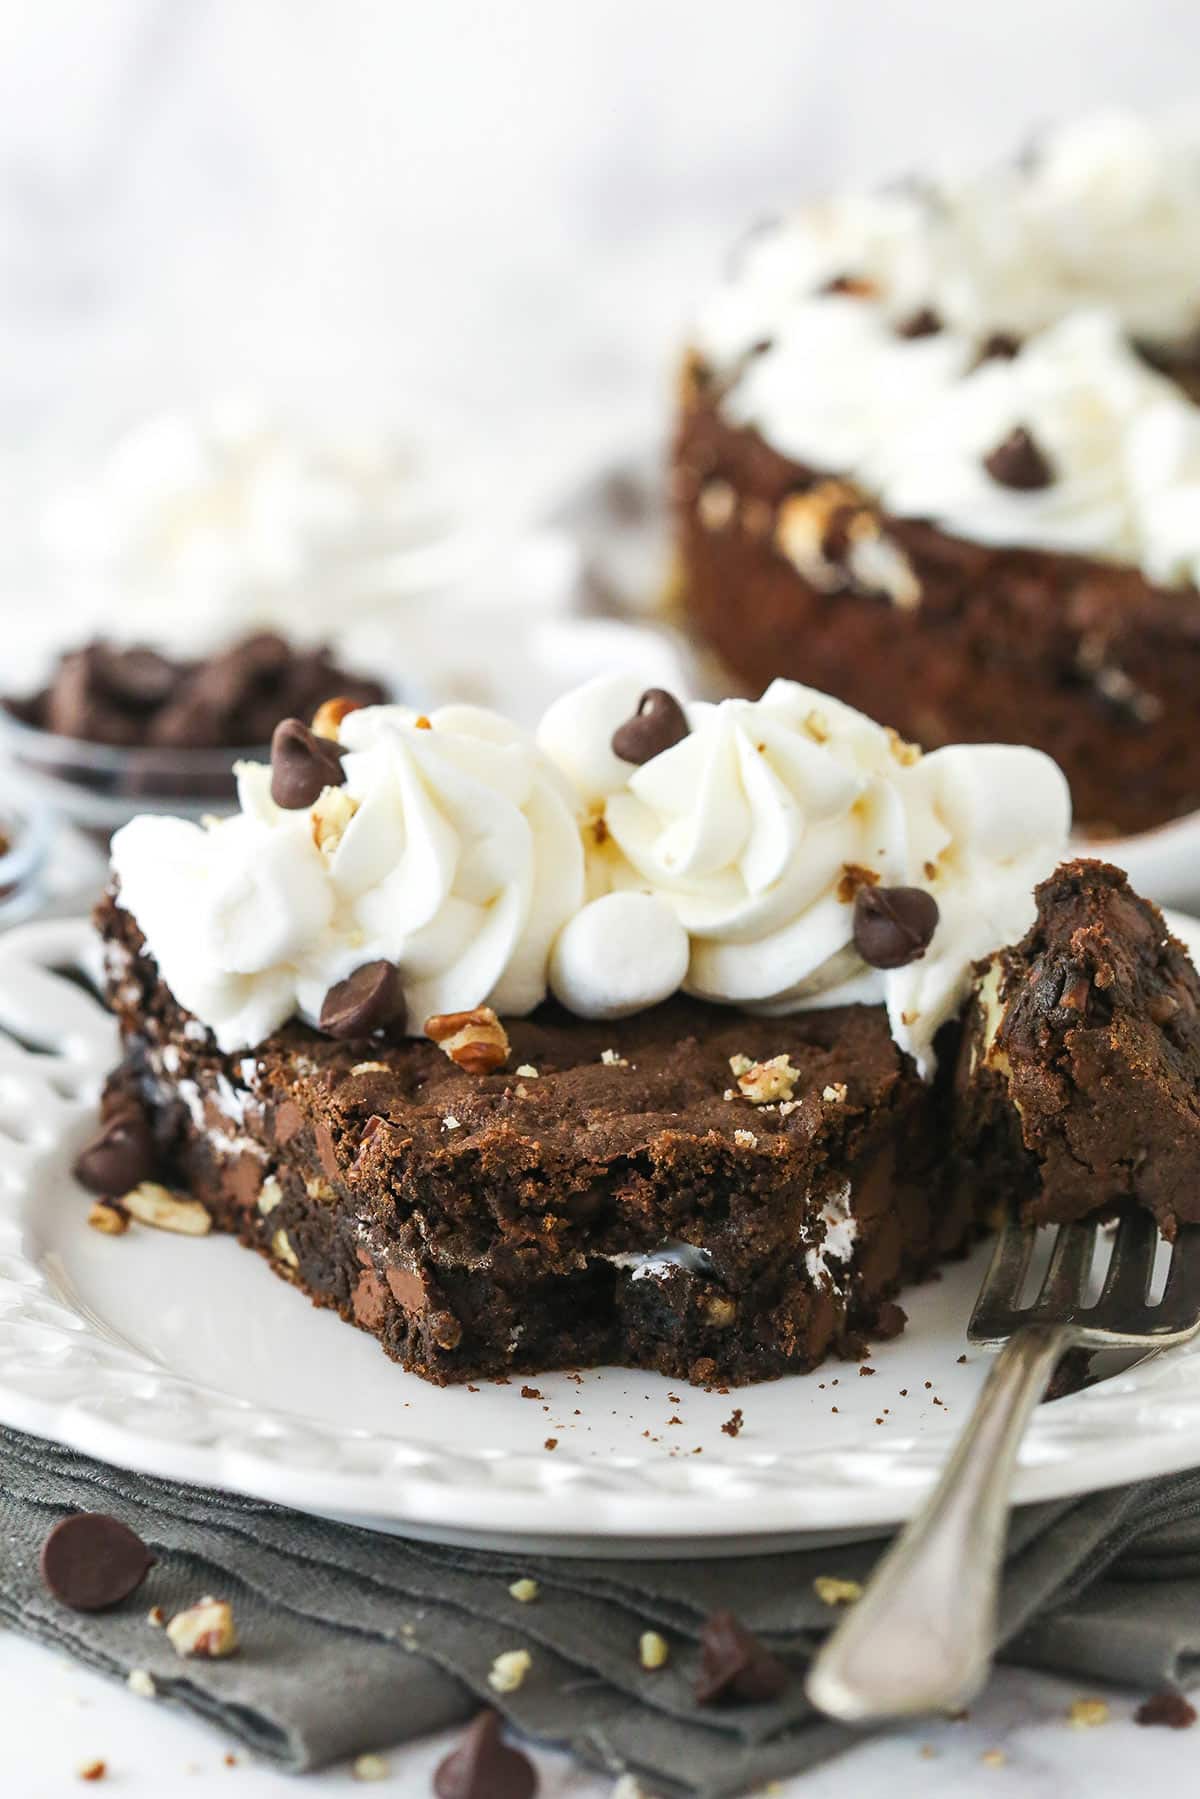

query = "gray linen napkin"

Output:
[[4, 1426, 1200, 1797]]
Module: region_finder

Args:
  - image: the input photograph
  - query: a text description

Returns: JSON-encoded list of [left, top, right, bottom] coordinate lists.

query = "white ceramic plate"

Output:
[[3, 916, 1200, 1558]]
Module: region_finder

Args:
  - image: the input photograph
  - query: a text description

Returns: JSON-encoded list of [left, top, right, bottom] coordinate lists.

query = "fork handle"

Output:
[[806, 1321, 1072, 1722]]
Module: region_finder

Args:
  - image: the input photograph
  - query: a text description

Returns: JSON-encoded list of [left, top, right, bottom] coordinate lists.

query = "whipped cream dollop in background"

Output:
[[698, 111, 1200, 587], [113, 679, 1070, 1075], [38, 398, 471, 661]]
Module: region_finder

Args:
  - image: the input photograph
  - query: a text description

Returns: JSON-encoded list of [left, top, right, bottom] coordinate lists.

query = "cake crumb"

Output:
[[822, 1083, 848, 1104], [778, 1099, 800, 1117], [146, 1605, 165, 1627], [544, 1437, 558, 1450], [721, 1408, 744, 1438], [859, 1365, 875, 1377], [76, 1760, 107, 1783], [127, 1669, 156, 1699], [814, 1576, 863, 1607], [639, 1630, 670, 1670], [488, 1649, 532, 1694], [509, 1578, 539, 1603], [981, 1748, 1006, 1767], [520, 1386, 543, 1400], [1068, 1698, 1110, 1728], [601, 1049, 629, 1067], [732, 1129, 758, 1148]]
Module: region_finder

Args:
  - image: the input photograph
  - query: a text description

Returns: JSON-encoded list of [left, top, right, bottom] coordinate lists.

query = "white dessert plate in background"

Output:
[[3, 916, 1200, 1559]]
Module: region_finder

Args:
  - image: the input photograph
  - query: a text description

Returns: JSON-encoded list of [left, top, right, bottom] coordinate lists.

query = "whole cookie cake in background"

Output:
[[672, 111, 1200, 840]]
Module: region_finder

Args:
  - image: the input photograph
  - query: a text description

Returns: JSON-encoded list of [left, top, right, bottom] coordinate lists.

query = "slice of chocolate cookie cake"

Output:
[[957, 859, 1200, 1236], [83, 677, 1074, 1385]]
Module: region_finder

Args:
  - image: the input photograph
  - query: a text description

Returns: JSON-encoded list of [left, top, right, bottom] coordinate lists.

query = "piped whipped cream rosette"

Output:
[[111, 679, 1069, 1075], [538, 675, 1069, 1073], [111, 702, 584, 1053]]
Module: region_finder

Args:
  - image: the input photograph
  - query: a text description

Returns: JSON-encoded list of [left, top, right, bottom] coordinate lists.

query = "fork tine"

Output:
[[1035, 1219, 1099, 1314], [1157, 1222, 1200, 1321], [971, 1211, 1036, 1320], [1097, 1209, 1160, 1313]]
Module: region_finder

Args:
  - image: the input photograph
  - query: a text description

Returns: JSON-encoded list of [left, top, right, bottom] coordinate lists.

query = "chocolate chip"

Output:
[[611, 689, 690, 765], [434, 1710, 536, 1799], [1136, 1690, 1197, 1729], [982, 426, 1054, 490], [72, 1112, 156, 1196], [977, 331, 1021, 363], [895, 307, 942, 339], [40, 1513, 155, 1612], [853, 885, 940, 969], [269, 718, 346, 809], [94, 646, 177, 708], [319, 961, 406, 1039], [694, 1609, 790, 1705]]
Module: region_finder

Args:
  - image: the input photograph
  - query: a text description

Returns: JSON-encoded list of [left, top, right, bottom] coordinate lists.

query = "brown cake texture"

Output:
[[673, 371, 1200, 839], [94, 891, 974, 1387], [956, 859, 1200, 1237]]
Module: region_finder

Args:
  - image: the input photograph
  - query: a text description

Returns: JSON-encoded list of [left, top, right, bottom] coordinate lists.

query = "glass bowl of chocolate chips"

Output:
[[0, 631, 389, 842]]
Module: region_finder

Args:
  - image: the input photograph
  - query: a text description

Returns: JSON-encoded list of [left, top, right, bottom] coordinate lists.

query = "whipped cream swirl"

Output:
[[538, 676, 1070, 1073], [111, 703, 584, 1052]]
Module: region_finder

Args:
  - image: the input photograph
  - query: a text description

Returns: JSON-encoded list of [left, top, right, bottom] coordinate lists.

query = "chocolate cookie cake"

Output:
[[673, 113, 1200, 836], [957, 860, 1200, 1238], [80, 675, 1199, 1388]]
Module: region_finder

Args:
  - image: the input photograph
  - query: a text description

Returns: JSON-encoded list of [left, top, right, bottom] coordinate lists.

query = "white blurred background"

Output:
[[1, 0, 1196, 525]]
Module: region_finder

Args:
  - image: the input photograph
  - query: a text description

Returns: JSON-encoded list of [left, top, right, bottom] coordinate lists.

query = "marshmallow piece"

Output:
[[550, 892, 688, 1019]]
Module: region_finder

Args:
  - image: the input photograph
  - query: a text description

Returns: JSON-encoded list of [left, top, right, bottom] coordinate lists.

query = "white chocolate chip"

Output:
[[271, 1229, 299, 1268], [639, 1631, 670, 1670], [126, 1668, 156, 1698], [508, 1578, 539, 1603]]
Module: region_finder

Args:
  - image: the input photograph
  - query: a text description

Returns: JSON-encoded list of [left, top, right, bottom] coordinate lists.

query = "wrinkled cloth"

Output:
[[4, 1427, 1200, 1796]]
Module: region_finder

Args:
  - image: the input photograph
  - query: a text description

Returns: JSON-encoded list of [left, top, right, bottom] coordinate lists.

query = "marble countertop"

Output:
[[5, 1627, 1194, 1797]]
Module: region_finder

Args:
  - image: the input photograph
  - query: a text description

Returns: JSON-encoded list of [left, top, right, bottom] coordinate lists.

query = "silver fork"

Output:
[[806, 1208, 1200, 1722]]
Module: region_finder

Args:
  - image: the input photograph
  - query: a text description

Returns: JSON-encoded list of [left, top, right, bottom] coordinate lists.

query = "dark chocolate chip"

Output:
[[853, 885, 940, 969], [434, 1710, 537, 1799], [72, 1112, 156, 1196], [982, 426, 1054, 491], [94, 646, 177, 708], [611, 689, 690, 765], [895, 307, 942, 339], [40, 1513, 155, 1612], [319, 961, 406, 1038], [977, 331, 1021, 363], [695, 1609, 790, 1705], [1136, 1690, 1197, 1729], [269, 718, 346, 809]]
